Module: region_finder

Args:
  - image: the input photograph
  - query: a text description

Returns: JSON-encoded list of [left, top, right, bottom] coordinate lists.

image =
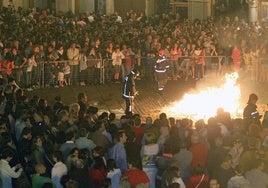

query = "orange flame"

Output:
[[162, 73, 242, 122]]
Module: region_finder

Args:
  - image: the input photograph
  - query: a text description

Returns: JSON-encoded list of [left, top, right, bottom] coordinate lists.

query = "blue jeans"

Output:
[[143, 165, 158, 188]]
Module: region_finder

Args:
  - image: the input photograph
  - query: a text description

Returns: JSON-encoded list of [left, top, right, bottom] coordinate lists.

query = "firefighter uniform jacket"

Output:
[[122, 73, 137, 99], [154, 56, 169, 73]]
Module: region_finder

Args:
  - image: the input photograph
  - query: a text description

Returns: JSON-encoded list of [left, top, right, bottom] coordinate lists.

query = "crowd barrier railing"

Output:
[[33, 55, 248, 88]]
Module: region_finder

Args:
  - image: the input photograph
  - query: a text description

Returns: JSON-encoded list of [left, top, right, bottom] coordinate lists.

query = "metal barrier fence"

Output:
[[12, 54, 266, 89], [37, 55, 228, 88]]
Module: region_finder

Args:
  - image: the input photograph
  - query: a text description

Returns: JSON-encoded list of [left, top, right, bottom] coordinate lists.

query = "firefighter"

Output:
[[243, 93, 261, 129], [122, 69, 139, 115], [154, 49, 169, 92]]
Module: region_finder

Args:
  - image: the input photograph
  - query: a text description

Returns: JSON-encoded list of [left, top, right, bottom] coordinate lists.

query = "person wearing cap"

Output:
[[122, 69, 139, 115], [154, 49, 169, 92]]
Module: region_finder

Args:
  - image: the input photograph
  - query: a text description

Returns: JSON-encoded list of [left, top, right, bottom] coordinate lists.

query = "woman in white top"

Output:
[[26, 53, 37, 89], [112, 46, 125, 82], [141, 132, 159, 188], [78, 50, 88, 86]]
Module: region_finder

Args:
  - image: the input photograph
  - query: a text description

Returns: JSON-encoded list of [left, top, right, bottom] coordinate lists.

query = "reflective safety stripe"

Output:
[[156, 58, 166, 63], [122, 76, 133, 98], [122, 94, 133, 98], [251, 111, 258, 116]]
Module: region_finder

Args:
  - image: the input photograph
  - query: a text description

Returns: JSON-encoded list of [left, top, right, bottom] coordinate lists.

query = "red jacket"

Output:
[[186, 174, 210, 188], [189, 143, 208, 169], [89, 168, 107, 188], [123, 168, 149, 188]]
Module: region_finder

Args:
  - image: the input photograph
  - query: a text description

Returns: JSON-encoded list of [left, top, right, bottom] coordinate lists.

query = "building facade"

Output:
[[2, 0, 268, 22], [259, 0, 268, 21]]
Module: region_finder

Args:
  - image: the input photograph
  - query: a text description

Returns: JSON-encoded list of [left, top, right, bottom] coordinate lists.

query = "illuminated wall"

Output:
[[188, 0, 211, 21]]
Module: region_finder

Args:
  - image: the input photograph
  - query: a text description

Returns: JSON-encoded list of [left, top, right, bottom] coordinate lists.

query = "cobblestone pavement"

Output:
[[27, 72, 268, 121]]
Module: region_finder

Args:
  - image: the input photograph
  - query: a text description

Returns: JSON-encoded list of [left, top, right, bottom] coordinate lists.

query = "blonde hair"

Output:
[[35, 163, 46, 174], [69, 103, 80, 115], [57, 110, 69, 120], [119, 176, 131, 188]]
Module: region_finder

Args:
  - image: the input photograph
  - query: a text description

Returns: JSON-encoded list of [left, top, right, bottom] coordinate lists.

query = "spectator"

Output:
[[59, 131, 77, 162], [25, 53, 37, 90], [209, 178, 220, 188], [75, 127, 96, 154], [227, 165, 251, 188], [78, 49, 88, 86], [1, 6, 268, 188], [106, 158, 122, 188], [0, 148, 23, 188], [245, 160, 268, 188], [141, 131, 159, 188], [18, 127, 32, 168], [67, 42, 80, 86], [123, 158, 150, 188], [68, 103, 80, 127], [189, 132, 208, 170], [112, 46, 125, 82], [186, 164, 209, 188], [207, 136, 228, 177], [62, 61, 71, 86], [109, 130, 128, 173], [31, 136, 45, 164], [131, 116, 145, 146], [69, 158, 94, 188], [31, 163, 53, 188], [77, 92, 88, 121], [91, 120, 113, 154], [65, 147, 80, 171], [89, 156, 108, 188], [213, 154, 235, 188], [228, 138, 244, 168], [173, 141, 193, 184], [161, 166, 185, 188], [125, 131, 142, 170], [51, 150, 68, 188]]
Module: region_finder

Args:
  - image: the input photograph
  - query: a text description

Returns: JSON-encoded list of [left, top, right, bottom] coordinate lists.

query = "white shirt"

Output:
[[112, 51, 125, 66], [51, 161, 68, 188], [172, 177, 185, 188], [0, 159, 23, 188], [26, 58, 37, 72], [75, 137, 96, 152], [107, 168, 122, 188]]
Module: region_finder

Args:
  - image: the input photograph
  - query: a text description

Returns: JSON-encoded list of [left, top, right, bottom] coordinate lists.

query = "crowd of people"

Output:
[[1, 80, 268, 188], [0, 4, 268, 91], [1, 4, 268, 188]]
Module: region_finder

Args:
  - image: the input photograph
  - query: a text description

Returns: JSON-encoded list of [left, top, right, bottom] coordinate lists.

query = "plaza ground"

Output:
[[26, 73, 268, 122]]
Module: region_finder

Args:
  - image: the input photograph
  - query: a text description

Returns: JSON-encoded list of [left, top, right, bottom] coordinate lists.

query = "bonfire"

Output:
[[162, 72, 243, 122]]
